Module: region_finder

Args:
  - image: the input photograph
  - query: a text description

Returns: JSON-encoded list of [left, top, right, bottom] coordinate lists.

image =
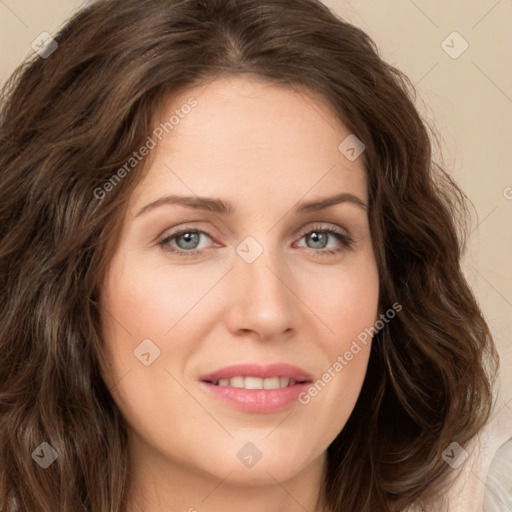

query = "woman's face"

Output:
[[99, 75, 379, 490]]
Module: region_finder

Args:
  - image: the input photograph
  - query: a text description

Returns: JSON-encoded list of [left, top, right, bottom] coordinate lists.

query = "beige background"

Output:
[[1, 1, 511, 413]]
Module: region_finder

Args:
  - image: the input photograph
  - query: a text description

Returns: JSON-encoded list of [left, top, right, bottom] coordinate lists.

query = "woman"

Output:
[[0, 0, 505, 510]]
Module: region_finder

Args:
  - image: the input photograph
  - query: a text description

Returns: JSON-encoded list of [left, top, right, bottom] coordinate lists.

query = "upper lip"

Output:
[[200, 363, 313, 383]]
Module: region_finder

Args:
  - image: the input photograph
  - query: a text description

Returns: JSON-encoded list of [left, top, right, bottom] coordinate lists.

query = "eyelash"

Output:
[[157, 223, 354, 260]]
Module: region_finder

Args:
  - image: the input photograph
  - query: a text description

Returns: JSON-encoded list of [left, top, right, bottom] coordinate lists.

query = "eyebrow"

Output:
[[135, 192, 368, 217]]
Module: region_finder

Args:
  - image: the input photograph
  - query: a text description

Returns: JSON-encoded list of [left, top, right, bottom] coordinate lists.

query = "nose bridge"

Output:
[[229, 232, 297, 337], [236, 233, 286, 298]]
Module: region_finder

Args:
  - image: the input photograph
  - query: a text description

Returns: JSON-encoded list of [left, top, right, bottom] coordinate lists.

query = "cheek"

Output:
[[97, 253, 228, 405], [295, 256, 379, 425], [301, 254, 379, 344], [100, 252, 224, 348]]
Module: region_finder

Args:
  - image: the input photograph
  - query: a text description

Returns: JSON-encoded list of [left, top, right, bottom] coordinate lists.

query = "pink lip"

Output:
[[199, 363, 313, 414], [200, 363, 313, 383]]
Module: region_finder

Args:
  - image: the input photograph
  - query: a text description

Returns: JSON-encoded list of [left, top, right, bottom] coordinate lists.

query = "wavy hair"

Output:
[[0, 0, 499, 510]]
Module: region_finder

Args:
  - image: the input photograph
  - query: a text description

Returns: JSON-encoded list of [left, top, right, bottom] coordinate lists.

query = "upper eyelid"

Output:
[[162, 221, 349, 236]]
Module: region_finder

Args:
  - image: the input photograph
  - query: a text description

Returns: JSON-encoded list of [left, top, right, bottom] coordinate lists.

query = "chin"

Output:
[[199, 444, 317, 486]]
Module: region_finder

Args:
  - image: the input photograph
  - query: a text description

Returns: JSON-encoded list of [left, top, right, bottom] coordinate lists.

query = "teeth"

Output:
[[214, 376, 295, 389], [263, 377, 280, 389], [243, 377, 262, 389], [230, 376, 245, 388]]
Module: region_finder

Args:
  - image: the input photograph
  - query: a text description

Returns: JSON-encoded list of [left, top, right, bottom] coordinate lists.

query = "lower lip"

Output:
[[199, 381, 311, 413]]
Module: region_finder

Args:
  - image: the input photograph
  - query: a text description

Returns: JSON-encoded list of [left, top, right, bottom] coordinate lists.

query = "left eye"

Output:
[[296, 228, 351, 251], [158, 225, 353, 257]]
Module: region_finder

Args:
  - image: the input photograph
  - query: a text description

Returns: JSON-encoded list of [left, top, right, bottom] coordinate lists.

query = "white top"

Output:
[[483, 434, 512, 511], [407, 403, 512, 511]]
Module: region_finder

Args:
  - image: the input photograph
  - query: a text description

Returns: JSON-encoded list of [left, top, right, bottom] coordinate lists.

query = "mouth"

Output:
[[204, 376, 309, 389], [199, 363, 313, 413]]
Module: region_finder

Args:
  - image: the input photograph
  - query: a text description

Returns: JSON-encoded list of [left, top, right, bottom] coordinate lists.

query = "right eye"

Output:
[[158, 227, 216, 258]]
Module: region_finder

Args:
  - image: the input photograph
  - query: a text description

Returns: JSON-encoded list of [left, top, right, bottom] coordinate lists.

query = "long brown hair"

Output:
[[0, 0, 499, 510]]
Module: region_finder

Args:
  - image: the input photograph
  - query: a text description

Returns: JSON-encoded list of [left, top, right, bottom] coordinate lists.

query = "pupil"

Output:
[[178, 232, 199, 249], [308, 231, 327, 249]]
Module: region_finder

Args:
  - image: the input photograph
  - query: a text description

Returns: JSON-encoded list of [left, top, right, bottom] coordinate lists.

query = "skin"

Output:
[[99, 75, 379, 512]]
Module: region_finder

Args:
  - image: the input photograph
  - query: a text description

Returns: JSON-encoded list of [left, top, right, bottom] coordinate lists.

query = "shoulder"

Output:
[[483, 434, 512, 511], [406, 403, 512, 512]]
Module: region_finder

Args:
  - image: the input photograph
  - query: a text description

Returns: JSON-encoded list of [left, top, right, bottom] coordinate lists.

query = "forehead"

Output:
[[129, 75, 367, 211]]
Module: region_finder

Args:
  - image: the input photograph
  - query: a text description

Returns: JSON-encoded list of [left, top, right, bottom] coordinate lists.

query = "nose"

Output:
[[224, 239, 301, 341]]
